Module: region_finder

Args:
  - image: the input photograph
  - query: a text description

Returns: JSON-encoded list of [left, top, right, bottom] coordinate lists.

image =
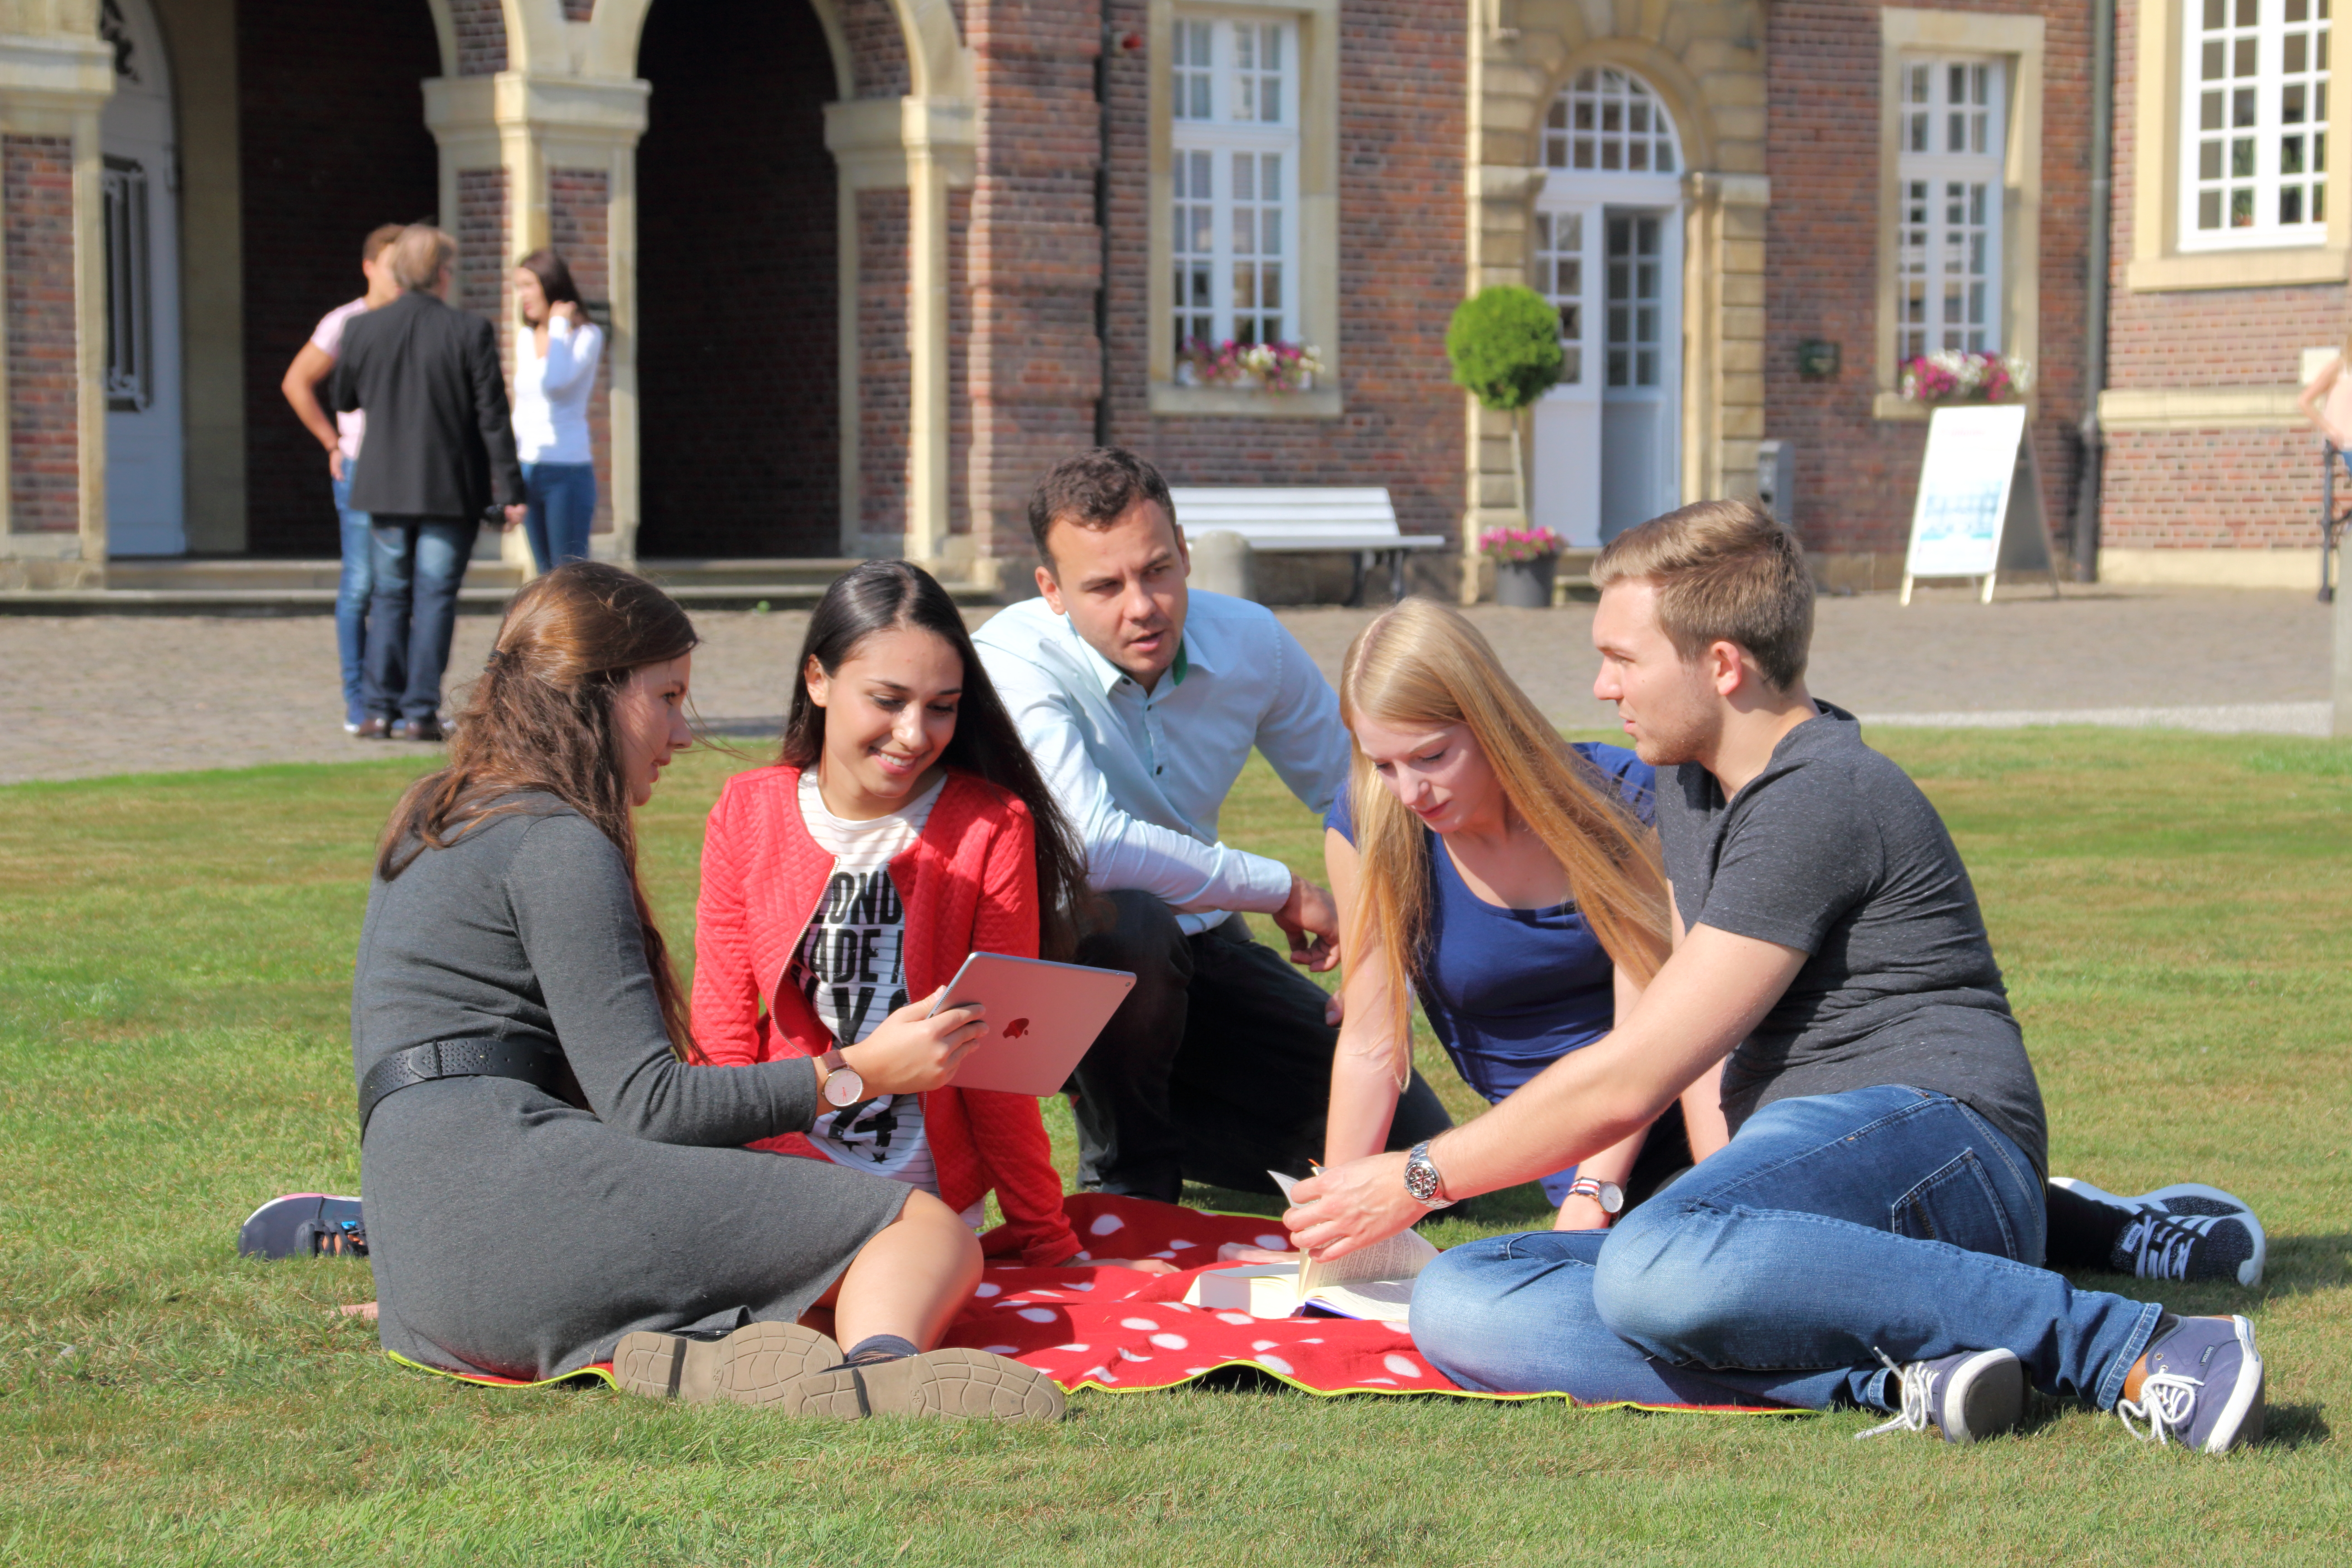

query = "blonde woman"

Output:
[[1320, 598, 1727, 1232]]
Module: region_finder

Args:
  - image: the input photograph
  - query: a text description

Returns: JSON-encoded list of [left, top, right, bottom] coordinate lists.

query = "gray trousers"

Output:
[[1069, 890, 1452, 1201]]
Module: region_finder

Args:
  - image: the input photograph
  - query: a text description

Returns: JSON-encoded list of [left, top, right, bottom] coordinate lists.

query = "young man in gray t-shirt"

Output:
[[1286, 502, 2267, 1455]]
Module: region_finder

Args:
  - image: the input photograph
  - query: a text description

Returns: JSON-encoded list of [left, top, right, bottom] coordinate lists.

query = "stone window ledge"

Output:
[[1870, 392, 2039, 422], [2126, 246, 2348, 293], [1148, 383, 1344, 419]]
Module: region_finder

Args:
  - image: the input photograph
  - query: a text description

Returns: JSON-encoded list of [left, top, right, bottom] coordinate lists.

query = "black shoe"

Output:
[[238, 1194, 367, 1259], [397, 716, 446, 743]]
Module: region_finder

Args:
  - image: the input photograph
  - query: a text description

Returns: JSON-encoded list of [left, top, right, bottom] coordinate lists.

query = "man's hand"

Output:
[[328, 448, 346, 482], [1280, 1151, 1418, 1263], [503, 503, 527, 529], [1272, 873, 1340, 972]]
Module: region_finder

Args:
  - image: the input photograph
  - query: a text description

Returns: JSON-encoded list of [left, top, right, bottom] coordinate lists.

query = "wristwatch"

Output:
[[1402, 1141, 1454, 1210], [818, 1048, 866, 1109], [1566, 1177, 1625, 1221]]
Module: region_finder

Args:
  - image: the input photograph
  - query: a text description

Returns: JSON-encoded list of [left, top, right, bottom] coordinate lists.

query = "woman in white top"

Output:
[[510, 249, 605, 573]]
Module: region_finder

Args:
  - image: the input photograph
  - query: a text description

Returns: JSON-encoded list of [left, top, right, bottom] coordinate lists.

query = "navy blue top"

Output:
[[1326, 743, 1655, 1199]]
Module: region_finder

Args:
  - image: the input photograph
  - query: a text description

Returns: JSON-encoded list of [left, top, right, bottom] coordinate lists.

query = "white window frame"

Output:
[[2177, 0, 2332, 252], [1168, 12, 1303, 355], [1895, 56, 2009, 358]]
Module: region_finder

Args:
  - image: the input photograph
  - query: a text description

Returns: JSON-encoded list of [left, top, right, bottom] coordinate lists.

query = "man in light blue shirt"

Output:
[[973, 448, 1450, 1200]]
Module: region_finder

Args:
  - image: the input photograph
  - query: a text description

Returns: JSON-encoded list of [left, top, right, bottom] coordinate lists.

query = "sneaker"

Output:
[[2112, 1209, 2266, 1288], [2049, 1176, 2254, 1220], [612, 1320, 843, 1406], [1856, 1347, 2026, 1445], [2117, 1315, 2265, 1453], [238, 1194, 367, 1259], [782, 1347, 1068, 1423]]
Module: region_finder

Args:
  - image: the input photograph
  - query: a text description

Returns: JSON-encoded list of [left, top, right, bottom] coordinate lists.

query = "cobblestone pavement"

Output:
[[1, 584, 2334, 784]]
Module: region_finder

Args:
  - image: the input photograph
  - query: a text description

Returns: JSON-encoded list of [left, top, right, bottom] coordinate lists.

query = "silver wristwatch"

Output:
[[1402, 1141, 1454, 1210], [1566, 1176, 1625, 1218], [818, 1048, 866, 1109]]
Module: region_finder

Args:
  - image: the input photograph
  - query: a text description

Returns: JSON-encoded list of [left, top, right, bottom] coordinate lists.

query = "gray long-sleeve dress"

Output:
[[353, 796, 909, 1381]]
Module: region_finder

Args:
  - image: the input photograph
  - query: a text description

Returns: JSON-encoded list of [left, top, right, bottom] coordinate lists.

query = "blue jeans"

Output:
[[1412, 1087, 2167, 1412], [365, 517, 478, 725], [520, 461, 596, 574], [333, 465, 373, 726]]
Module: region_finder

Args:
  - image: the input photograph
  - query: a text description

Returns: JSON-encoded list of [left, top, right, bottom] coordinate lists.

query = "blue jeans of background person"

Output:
[[365, 516, 477, 727], [333, 463, 373, 727], [520, 461, 596, 574], [1412, 1086, 2166, 1412]]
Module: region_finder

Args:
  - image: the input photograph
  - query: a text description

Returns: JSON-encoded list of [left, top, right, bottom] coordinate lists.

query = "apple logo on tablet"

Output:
[[1004, 1018, 1031, 1039]]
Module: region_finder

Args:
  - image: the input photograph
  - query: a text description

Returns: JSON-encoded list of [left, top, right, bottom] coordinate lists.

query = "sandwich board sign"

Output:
[[1900, 403, 2063, 605]]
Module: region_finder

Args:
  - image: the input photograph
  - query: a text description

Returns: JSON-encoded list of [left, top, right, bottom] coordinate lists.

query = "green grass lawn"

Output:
[[2, 730, 2347, 1564]]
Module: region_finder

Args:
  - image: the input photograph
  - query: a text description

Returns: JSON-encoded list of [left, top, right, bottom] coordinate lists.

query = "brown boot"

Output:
[[612, 1320, 843, 1406], [784, 1348, 1067, 1422]]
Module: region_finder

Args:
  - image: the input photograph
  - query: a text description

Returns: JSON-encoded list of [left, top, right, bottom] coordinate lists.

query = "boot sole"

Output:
[[785, 1348, 1066, 1423], [612, 1321, 843, 1406]]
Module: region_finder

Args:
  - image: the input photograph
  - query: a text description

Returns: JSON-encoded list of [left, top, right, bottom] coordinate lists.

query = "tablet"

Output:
[[929, 951, 1136, 1097]]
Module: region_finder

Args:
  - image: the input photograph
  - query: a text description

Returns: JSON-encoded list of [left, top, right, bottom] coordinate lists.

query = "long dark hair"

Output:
[[784, 560, 1088, 961], [515, 247, 582, 309], [377, 562, 702, 1059]]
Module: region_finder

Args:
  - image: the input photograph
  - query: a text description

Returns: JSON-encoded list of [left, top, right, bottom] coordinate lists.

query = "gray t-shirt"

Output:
[[1656, 703, 2048, 1176]]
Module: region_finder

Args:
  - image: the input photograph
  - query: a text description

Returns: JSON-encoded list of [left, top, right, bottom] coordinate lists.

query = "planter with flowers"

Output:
[[1898, 349, 2034, 407], [1480, 525, 1567, 608], [1174, 338, 1326, 392]]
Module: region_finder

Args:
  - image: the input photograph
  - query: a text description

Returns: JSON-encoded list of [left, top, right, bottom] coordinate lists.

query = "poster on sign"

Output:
[[1900, 403, 2062, 605]]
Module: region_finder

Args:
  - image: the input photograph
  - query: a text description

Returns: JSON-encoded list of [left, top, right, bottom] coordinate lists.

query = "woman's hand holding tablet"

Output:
[[837, 985, 990, 1095]]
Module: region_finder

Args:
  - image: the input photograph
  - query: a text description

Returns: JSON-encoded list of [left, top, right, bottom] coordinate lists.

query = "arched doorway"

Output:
[[634, 0, 840, 558], [99, 0, 183, 556], [1529, 67, 1685, 546]]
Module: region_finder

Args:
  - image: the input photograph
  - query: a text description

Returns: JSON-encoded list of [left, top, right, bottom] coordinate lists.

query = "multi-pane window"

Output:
[[1542, 68, 1681, 174], [1168, 12, 1300, 355], [2182, 0, 2330, 245], [1605, 215, 1664, 387], [1533, 210, 1586, 386], [1895, 58, 2007, 358], [102, 154, 153, 413]]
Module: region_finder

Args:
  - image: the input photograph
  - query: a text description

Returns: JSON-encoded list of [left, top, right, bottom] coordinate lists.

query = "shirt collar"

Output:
[[1060, 610, 1210, 695]]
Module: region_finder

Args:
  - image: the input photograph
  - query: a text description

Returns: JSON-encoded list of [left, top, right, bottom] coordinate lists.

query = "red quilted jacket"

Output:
[[691, 764, 1082, 1267]]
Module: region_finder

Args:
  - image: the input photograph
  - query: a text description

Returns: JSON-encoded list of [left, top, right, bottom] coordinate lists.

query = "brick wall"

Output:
[[1764, 0, 2091, 562], [548, 168, 613, 533], [1107, 0, 1469, 568], [5, 136, 78, 534], [451, 0, 508, 77], [456, 168, 512, 375], [965, 0, 1103, 559], [236, 0, 442, 555], [840, 0, 914, 98], [2099, 0, 2341, 552], [858, 189, 911, 536], [635, 0, 839, 556]]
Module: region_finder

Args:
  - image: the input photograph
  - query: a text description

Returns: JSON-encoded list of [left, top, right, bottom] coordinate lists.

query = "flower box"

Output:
[[1174, 338, 1325, 394], [1898, 350, 2035, 407]]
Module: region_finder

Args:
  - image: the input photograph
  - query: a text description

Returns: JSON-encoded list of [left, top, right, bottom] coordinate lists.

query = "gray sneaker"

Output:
[[1856, 1347, 2027, 1445], [2049, 1176, 2254, 1221], [2117, 1315, 2265, 1453]]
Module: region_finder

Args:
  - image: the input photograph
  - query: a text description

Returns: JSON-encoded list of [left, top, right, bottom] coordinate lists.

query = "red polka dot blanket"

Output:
[[385, 1194, 1778, 1412]]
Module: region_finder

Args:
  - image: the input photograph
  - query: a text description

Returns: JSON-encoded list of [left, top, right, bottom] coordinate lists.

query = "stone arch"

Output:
[[598, 0, 963, 101]]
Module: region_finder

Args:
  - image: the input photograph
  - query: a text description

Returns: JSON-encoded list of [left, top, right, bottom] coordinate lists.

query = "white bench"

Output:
[[1167, 486, 1448, 605]]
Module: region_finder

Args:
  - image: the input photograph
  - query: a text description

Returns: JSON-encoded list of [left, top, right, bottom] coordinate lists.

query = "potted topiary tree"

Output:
[[1446, 285, 1565, 605]]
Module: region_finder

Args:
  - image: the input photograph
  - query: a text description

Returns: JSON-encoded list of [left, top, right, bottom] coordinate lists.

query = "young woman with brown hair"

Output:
[[691, 560, 1106, 1273], [352, 561, 1063, 1420]]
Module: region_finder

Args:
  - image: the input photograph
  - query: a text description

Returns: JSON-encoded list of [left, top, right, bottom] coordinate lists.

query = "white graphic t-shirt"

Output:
[[793, 770, 946, 1192]]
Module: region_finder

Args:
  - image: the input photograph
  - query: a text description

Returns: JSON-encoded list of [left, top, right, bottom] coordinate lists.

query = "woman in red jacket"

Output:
[[694, 560, 1093, 1281]]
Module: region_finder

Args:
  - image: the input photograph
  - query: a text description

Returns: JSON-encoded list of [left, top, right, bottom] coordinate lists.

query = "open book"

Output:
[[1178, 1170, 1439, 1326]]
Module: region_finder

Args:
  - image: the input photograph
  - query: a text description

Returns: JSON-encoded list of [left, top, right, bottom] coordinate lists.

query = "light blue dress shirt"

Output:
[[971, 590, 1352, 935]]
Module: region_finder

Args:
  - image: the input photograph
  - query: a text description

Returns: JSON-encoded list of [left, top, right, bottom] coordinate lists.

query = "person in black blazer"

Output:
[[332, 225, 527, 741]]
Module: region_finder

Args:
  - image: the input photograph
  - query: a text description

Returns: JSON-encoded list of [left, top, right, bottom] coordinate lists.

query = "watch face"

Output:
[[1404, 1156, 1441, 1202], [823, 1069, 865, 1108]]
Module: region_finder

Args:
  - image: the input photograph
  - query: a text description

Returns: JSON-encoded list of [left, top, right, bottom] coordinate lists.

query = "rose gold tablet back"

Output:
[[936, 952, 1138, 1097]]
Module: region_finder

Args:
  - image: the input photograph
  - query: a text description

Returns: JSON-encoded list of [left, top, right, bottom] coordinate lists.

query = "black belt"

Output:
[[357, 1037, 568, 1139]]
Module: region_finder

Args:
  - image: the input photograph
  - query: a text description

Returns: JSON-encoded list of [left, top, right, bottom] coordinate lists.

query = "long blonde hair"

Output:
[[1338, 599, 1672, 1080]]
